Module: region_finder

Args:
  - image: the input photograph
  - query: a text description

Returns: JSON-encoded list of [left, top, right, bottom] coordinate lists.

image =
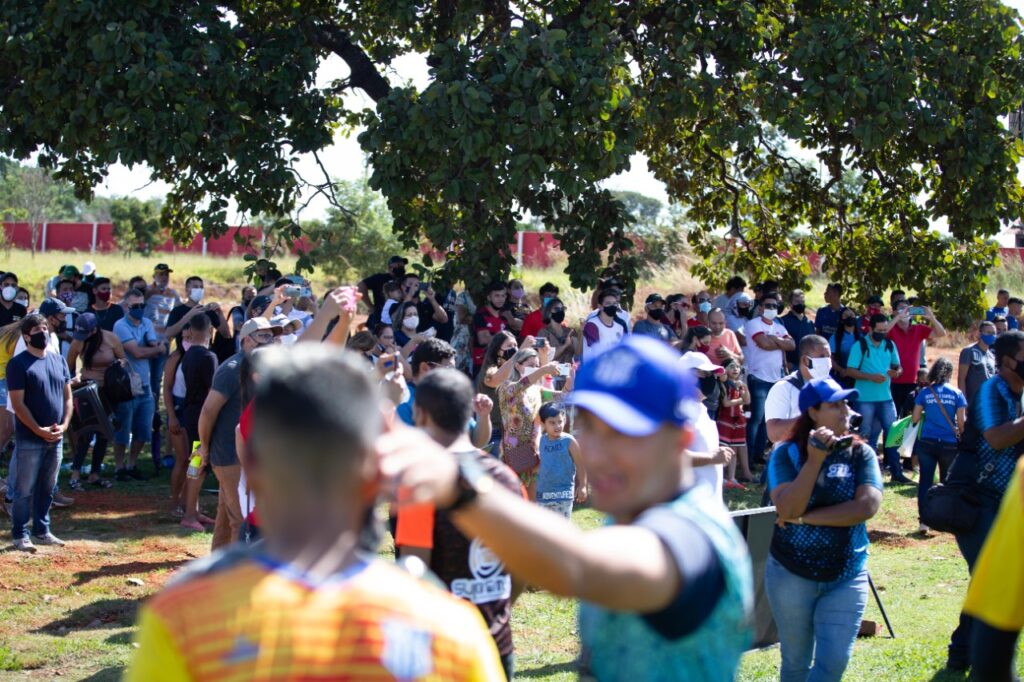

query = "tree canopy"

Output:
[[2, 0, 1023, 323]]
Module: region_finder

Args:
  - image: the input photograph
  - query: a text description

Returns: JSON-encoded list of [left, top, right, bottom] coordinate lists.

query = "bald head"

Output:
[[709, 308, 727, 335]]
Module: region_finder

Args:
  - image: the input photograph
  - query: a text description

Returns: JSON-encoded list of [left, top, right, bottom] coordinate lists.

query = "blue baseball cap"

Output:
[[72, 312, 98, 341], [798, 377, 859, 413], [39, 297, 74, 318], [564, 336, 701, 436]]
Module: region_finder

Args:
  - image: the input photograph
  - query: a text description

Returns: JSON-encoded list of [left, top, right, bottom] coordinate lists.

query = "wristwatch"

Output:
[[447, 451, 495, 512]]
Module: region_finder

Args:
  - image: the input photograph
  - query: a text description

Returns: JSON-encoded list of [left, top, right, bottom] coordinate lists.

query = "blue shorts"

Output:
[[114, 391, 155, 446], [0, 378, 7, 408]]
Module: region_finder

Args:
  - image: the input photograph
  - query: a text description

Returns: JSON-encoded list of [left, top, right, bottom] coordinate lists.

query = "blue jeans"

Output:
[[766, 556, 869, 682], [914, 437, 958, 519], [855, 399, 900, 476], [746, 376, 775, 463], [10, 438, 62, 540], [114, 391, 155, 446]]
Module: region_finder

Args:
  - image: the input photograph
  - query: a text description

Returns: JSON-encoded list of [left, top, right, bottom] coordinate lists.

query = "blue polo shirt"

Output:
[[114, 317, 160, 387], [768, 441, 883, 582]]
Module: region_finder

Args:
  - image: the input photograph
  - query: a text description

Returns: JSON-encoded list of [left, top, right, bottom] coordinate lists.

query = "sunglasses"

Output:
[[129, 303, 146, 310]]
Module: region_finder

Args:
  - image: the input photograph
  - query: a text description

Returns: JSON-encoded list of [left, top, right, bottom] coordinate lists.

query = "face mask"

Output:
[[602, 305, 618, 318], [807, 356, 833, 380], [649, 308, 666, 321], [403, 315, 419, 330], [697, 341, 711, 353], [762, 308, 777, 321], [698, 301, 712, 314], [698, 375, 718, 398], [129, 307, 145, 321], [1, 286, 16, 302], [843, 318, 856, 328], [520, 366, 537, 378], [791, 303, 806, 315], [189, 288, 204, 303], [871, 331, 887, 342], [551, 310, 566, 323], [15, 298, 27, 307], [737, 306, 750, 319], [510, 289, 525, 300], [96, 290, 111, 302], [28, 331, 47, 350], [501, 347, 517, 361], [59, 292, 74, 304], [980, 333, 997, 347], [392, 267, 406, 278], [542, 296, 553, 308]]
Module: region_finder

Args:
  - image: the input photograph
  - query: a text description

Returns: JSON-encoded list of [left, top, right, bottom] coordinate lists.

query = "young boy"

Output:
[[536, 402, 587, 518], [380, 280, 404, 326]]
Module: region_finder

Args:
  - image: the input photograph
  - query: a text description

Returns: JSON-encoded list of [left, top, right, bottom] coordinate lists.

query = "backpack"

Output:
[[856, 337, 896, 371], [103, 362, 134, 404]]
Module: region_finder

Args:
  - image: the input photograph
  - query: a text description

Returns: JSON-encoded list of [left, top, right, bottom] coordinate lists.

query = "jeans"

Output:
[[855, 399, 900, 476], [114, 390, 155, 446], [746, 376, 775, 464], [914, 437, 958, 519], [970, 620, 1020, 681], [10, 438, 62, 540], [948, 498, 1001, 664], [765, 556, 869, 682]]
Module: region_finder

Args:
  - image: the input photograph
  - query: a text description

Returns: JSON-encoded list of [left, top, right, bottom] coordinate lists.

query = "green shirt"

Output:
[[846, 337, 900, 402]]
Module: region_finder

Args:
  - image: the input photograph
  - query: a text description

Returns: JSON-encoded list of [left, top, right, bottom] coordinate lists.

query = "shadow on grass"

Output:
[[929, 669, 969, 681], [78, 666, 125, 681], [33, 597, 140, 635], [72, 558, 189, 586], [104, 631, 134, 646], [516, 662, 576, 678]]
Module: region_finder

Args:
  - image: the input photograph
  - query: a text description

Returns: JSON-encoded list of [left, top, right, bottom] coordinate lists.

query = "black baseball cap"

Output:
[[645, 293, 665, 305], [388, 255, 409, 266], [154, 263, 173, 273]]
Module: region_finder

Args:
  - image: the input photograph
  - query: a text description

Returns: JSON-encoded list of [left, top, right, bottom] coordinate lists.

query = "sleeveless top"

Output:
[[81, 334, 117, 385], [578, 485, 753, 681], [537, 435, 576, 502]]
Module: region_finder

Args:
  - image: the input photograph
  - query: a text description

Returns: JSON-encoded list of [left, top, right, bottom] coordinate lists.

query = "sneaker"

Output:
[[31, 533, 65, 547], [890, 474, 915, 485], [918, 523, 931, 535], [126, 468, 148, 481], [51, 491, 74, 508], [12, 536, 36, 553], [68, 478, 85, 491]]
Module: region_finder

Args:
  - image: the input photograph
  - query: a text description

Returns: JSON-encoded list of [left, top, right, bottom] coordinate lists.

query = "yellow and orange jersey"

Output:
[[126, 548, 504, 682]]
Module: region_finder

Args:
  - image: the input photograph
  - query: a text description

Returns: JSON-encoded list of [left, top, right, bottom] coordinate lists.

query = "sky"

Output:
[[98, 1, 1024, 234]]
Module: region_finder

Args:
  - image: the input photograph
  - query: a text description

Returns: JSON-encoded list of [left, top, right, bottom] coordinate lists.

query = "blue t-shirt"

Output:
[[986, 306, 1019, 329], [114, 317, 159, 387], [971, 375, 1023, 497], [537, 434, 576, 502], [829, 328, 860, 368], [845, 337, 900, 402], [915, 384, 966, 443], [780, 312, 816, 368], [815, 305, 845, 339], [6, 351, 71, 444], [767, 441, 883, 582]]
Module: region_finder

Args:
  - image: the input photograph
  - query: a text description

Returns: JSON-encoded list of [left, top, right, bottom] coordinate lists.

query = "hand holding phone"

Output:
[[535, 337, 548, 348]]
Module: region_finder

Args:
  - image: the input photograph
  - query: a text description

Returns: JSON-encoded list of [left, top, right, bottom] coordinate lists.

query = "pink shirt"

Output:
[[705, 329, 742, 366]]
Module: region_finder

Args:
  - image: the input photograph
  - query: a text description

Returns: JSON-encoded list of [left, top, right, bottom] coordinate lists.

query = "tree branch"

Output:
[[311, 25, 392, 102]]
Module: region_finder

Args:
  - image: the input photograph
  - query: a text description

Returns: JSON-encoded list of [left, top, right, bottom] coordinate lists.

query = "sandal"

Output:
[[197, 513, 216, 526], [68, 479, 85, 491], [180, 519, 206, 532], [89, 478, 113, 489]]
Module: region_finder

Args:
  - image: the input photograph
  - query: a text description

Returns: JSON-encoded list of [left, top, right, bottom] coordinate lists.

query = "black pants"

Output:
[[890, 383, 916, 418], [970, 620, 1020, 681], [71, 433, 108, 475]]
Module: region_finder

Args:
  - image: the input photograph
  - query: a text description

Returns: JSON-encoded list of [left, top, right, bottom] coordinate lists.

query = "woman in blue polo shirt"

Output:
[[911, 357, 966, 533], [766, 378, 884, 682]]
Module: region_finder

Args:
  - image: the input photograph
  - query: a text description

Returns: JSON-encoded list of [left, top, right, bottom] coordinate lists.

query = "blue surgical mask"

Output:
[[542, 296, 553, 308], [981, 333, 997, 347], [699, 301, 712, 314]]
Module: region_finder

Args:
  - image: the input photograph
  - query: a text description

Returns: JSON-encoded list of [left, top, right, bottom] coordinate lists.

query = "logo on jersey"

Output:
[[381, 620, 433, 678], [591, 349, 640, 387], [827, 463, 852, 479], [452, 539, 512, 604]]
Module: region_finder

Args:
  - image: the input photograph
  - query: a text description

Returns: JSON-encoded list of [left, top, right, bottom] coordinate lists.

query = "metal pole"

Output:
[[868, 573, 895, 638]]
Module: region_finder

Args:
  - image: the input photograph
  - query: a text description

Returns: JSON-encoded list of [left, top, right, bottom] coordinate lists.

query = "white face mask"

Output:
[[1, 286, 16, 302], [189, 288, 204, 303], [808, 356, 833, 380], [762, 308, 778, 321], [520, 366, 537, 378], [403, 315, 420, 330], [15, 298, 28, 307]]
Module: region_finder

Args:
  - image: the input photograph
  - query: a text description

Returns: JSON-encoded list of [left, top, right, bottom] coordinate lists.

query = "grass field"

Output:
[[0, 458, 1021, 680]]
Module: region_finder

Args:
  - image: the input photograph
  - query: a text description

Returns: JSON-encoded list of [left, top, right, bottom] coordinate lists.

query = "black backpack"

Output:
[[856, 337, 896, 370], [103, 362, 134, 404]]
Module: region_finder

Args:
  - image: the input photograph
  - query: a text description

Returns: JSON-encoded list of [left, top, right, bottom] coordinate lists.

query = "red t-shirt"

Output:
[[520, 309, 545, 340], [238, 401, 258, 526], [888, 323, 932, 385], [472, 307, 507, 366]]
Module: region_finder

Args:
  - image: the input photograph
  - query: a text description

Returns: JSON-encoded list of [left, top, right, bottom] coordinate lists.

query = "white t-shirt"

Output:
[[690, 407, 724, 502], [765, 373, 802, 423], [581, 315, 627, 360], [743, 317, 790, 382]]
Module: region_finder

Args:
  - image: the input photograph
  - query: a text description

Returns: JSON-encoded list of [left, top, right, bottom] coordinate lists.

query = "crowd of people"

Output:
[[0, 257, 1020, 680]]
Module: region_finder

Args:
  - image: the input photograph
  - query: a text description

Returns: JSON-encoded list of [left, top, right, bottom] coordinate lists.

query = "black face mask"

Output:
[[698, 375, 718, 398], [843, 318, 856, 328], [391, 267, 406, 278], [602, 305, 618, 318], [791, 303, 806, 315], [649, 308, 666, 321], [28, 331, 47, 350], [501, 347, 517, 361], [737, 307, 750, 319], [871, 331, 887, 342], [551, 310, 566, 323]]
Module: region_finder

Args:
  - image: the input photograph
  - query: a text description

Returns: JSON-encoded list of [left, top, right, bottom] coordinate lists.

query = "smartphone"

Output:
[[558, 363, 572, 377], [418, 282, 429, 292], [831, 435, 854, 451], [535, 337, 548, 348], [284, 285, 302, 298], [909, 306, 925, 316]]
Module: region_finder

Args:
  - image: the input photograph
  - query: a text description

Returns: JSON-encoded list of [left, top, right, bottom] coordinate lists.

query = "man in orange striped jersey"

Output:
[[126, 346, 503, 681]]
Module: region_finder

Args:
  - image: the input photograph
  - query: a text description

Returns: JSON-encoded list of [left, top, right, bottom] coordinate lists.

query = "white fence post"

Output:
[[91, 222, 98, 253], [41, 222, 48, 253]]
